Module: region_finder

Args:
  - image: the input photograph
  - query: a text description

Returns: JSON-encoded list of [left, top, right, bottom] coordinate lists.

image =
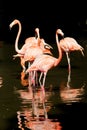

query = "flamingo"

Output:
[[26, 29, 63, 99], [9, 19, 39, 71], [58, 29, 84, 74], [9, 19, 53, 72]]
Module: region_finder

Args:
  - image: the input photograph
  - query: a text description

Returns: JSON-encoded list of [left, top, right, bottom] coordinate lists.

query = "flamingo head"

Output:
[[9, 19, 20, 29], [56, 29, 64, 37], [35, 27, 40, 38]]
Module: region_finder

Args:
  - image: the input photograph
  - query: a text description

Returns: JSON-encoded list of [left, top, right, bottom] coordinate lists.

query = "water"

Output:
[[0, 38, 87, 130]]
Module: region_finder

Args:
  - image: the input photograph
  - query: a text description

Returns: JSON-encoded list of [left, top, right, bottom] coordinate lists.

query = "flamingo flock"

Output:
[[9, 19, 84, 120], [9, 19, 53, 72]]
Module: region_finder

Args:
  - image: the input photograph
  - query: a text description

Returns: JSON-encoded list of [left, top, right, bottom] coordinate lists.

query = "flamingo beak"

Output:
[[9, 24, 12, 30], [61, 32, 64, 37], [44, 43, 53, 49]]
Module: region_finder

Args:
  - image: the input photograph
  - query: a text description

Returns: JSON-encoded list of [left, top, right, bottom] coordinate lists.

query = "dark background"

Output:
[[0, 1, 87, 43]]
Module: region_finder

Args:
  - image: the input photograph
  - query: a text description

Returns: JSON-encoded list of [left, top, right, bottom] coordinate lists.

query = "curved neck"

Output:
[[55, 32, 62, 66], [15, 21, 21, 53], [36, 29, 41, 46]]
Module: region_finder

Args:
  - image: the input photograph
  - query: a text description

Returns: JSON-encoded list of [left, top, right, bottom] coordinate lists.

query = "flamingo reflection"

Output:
[[14, 83, 62, 129], [25, 119, 62, 130], [0, 76, 3, 87], [17, 110, 62, 130], [20, 71, 29, 87], [60, 71, 85, 104], [15, 84, 52, 120]]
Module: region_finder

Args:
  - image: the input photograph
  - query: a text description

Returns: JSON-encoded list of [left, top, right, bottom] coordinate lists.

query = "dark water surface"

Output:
[[0, 38, 87, 130]]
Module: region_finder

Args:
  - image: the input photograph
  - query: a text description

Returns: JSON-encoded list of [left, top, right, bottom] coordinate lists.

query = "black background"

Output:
[[0, 1, 87, 43]]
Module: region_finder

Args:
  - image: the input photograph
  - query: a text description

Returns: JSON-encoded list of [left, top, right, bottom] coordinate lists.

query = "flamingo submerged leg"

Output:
[[42, 101, 48, 119], [41, 72, 48, 119], [67, 70, 71, 88], [38, 72, 48, 120]]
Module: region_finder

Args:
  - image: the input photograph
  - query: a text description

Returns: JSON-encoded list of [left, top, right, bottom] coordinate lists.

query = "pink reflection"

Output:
[[59, 72, 85, 104], [20, 71, 29, 87], [60, 85, 84, 104], [15, 86, 54, 126], [25, 119, 62, 130], [15, 84, 61, 129], [17, 110, 62, 130], [0, 76, 3, 88], [16, 71, 62, 129]]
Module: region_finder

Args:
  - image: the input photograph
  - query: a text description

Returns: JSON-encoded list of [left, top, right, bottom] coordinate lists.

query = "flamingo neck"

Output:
[[15, 21, 21, 53], [55, 33, 62, 66]]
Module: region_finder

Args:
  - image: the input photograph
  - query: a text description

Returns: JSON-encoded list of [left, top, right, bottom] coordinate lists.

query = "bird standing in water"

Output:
[[9, 19, 53, 72], [26, 29, 63, 99], [58, 29, 84, 74]]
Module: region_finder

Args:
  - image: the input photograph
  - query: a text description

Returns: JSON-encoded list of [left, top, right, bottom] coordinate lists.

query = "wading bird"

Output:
[[58, 29, 84, 74], [9, 19, 53, 72], [26, 29, 63, 98]]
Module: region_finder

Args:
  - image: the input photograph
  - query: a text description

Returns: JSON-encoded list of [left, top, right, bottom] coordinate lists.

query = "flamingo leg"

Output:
[[28, 62, 36, 87], [39, 72, 43, 86], [42, 72, 47, 87], [67, 70, 71, 88], [28, 62, 38, 87], [66, 52, 71, 75], [39, 72, 47, 87], [42, 101, 48, 119], [28, 61, 31, 85], [35, 71, 38, 86], [30, 71, 36, 87], [39, 72, 46, 101], [42, 72, 48, 119]]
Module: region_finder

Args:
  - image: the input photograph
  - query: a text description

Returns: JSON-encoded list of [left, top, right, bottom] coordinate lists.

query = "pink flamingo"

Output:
[[58, 29, 84, 74], [26, 29, 63, 98], [9, 19, 53, 72], [9, 19, 39, 71]]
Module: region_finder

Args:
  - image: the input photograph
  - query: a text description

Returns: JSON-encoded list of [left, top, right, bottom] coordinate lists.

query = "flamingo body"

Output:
[[26, 54, 58, 72], [60, 37, 84, 54], [58, 29, 84, 73]]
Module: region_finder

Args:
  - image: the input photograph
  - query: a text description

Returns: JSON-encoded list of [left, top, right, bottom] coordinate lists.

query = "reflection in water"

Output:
[[20, 71, 29, 87], [14, 82, 62, 129], [24, 119, 62, 130], [15, 68, 86, 129], [17, 110, 62, 130], [0, 76, 3, 87], [60, 71, 85, 104]]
